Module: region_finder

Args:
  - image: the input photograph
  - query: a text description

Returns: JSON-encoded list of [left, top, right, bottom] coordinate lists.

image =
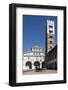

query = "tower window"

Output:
[[49, 25, 53, 28], [49, 41, 52, 44], [49, 30, 53, 33], [49, 36, 53, 38], [50, 46, 52, 49]]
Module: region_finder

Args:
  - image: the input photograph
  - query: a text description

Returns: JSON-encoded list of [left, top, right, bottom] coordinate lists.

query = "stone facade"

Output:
[[23, 46, 45, 71]]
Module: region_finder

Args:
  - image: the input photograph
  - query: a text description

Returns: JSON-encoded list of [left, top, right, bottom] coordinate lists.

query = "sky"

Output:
[[23, 15, 57, 52]]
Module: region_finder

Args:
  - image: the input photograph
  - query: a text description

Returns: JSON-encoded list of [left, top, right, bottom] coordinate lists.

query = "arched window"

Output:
[[49, 41, 52, 44]]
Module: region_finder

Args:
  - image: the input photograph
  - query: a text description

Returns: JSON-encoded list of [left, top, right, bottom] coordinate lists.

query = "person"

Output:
[[35, 65, 40, 72]]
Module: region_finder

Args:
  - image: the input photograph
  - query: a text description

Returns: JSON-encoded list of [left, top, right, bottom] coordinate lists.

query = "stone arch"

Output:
[[34, 61, 40, 71], [26, 61, 32, 69], [34, 61, 40, 66]]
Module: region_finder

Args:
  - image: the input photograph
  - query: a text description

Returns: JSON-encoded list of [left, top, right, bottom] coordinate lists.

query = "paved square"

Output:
[[23, 69, 57, 75]]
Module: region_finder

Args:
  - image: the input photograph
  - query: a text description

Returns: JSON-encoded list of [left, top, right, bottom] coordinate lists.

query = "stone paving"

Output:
[[23, 69, 57, 75]]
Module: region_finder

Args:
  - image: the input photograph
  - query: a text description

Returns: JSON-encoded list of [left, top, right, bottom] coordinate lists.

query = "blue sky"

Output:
[[23, 15, 57, 51]]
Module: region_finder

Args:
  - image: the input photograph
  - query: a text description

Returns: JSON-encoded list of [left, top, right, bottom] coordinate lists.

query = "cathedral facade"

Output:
[[23, 46, 45, 71]]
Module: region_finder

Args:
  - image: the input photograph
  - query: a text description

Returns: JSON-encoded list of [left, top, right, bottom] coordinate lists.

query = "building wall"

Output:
[[23, 46, 45, 71], [23, 56, 44, 70]]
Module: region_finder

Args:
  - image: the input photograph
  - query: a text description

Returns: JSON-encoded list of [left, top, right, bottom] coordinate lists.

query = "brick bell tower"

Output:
[[46, 20, 55, 53]]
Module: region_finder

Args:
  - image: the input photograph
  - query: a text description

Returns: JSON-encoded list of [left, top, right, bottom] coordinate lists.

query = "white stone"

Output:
[[23, 46, 45, 71]]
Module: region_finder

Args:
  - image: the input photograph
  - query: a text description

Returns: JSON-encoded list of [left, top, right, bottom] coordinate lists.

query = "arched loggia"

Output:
[[34, 61, 40, 71], [26, 61, 32, 69]]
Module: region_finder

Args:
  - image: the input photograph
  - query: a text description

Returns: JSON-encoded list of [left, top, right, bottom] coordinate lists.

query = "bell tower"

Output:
[[46, 20, 55, 53]]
